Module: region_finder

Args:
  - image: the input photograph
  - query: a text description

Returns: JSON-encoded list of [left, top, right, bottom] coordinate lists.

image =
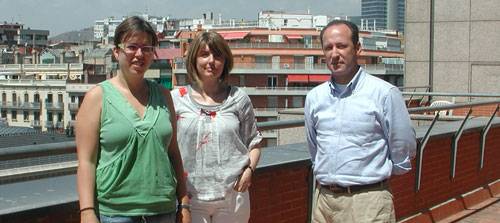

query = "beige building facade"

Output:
[[405, 0, 500, 101]]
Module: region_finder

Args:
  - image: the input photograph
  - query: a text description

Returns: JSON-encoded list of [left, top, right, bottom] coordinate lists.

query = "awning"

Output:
[[217, 31, 249, 40], [286, 34, 303, 39], [288, 74, 330, 83]]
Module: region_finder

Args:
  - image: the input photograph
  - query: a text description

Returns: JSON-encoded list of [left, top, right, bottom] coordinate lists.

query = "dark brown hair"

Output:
[[114, 16, 158, 47]]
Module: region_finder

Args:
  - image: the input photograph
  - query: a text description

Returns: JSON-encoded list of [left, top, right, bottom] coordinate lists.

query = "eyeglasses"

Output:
[[118, 43, 156, 54]]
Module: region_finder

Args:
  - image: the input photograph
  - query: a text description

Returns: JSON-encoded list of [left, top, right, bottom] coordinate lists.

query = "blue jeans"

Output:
[[99, 212, 176, 223]]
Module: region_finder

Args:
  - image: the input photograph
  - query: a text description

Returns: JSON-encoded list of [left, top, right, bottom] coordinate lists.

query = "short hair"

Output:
[[186, 31, 233, 87], [114, 16, 158, 47], [320, 20, 359, 46]]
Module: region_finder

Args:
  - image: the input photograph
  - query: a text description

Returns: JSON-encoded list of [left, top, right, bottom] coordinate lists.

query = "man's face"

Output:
[[322, 24, 361, 84]]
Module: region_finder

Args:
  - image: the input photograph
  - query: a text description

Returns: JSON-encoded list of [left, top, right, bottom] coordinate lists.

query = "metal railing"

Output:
[[1, 98, 500, 193]]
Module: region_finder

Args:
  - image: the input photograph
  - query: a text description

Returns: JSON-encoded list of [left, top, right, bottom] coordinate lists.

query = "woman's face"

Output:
[[195, 44, 225, 83], [113, 32, 155, 77]]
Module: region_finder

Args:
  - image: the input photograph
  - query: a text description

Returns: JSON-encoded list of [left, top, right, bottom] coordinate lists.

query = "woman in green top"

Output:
[[76, 16, 191, 223]]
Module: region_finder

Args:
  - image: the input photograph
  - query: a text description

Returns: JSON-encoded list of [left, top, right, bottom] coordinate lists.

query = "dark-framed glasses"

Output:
[[118, 43, 156, 54]]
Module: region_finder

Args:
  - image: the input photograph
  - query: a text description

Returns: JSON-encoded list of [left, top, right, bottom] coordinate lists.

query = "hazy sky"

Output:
[[0, 0, 360, 36]]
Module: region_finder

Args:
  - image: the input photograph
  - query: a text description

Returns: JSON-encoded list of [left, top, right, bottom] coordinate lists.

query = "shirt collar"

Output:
[[328, 66, 365, 95]]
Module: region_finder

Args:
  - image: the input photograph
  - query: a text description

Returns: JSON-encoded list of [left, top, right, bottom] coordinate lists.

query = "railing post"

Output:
[[450, 108, 472, 180], [479, 105, 499, 170], [415, 112, 440, 192], [407, 88, 417, 107]]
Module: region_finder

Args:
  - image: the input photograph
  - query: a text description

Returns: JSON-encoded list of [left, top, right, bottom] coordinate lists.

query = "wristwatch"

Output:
[[178, 203, 191, 211]]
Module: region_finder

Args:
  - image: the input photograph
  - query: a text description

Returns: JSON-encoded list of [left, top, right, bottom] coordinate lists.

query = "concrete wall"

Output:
[[405, 0, 500, 102]]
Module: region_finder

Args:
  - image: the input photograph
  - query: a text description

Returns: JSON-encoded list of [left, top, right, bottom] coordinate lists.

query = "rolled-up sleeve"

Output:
[[384, 87, 417, 175], [304, 93, 318, 164]]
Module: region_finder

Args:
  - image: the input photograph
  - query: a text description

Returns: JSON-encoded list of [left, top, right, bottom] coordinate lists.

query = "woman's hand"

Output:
[[80, 209, 99, 223], [177, 207, 192, 223], [234, 167, 253, 192]]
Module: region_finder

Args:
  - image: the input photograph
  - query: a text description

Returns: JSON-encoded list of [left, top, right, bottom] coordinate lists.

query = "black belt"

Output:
[[319, 180, 387, 194]]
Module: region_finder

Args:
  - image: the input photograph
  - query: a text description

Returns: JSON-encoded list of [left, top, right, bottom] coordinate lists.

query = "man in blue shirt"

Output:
[[304, 20, 416, 222]]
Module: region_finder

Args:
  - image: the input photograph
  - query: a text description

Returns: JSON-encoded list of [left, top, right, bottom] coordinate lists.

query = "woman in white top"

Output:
[[171, 31, 262, 223]]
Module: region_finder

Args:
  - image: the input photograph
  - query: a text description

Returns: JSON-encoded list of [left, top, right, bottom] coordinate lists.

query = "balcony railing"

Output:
[[30, 120, 41, 128], [175, 62, 329, 73], [228, 42, 322, 49], [68, 103, 79, 111], [1, 95, 499, 222], [175, 62, 404, 75], [45, 102, 64, 110]]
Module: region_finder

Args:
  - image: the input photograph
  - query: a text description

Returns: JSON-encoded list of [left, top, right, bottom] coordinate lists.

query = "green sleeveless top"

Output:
[[96, 80, 177, 216]]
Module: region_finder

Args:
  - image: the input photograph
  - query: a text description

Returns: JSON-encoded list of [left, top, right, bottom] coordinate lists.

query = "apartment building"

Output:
[[0, 63, 84, 131]]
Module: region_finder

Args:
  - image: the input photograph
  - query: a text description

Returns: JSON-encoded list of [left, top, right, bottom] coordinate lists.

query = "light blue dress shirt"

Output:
[[304, 67, 416, 186]]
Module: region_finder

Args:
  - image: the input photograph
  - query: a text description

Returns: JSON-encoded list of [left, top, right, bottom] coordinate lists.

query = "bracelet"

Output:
[[178, 203, 191, 211], [246, 165, 255, 174], [79, 207, 95, 213]]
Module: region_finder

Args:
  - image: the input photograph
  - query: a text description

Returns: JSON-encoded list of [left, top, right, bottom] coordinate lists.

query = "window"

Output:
[[176, 74, 187, 86], [24, 93, 29, 102], [57, 113, 63, 122], [305, 56, 314, 70], [23, 111, 29, 121], [272, 56, 280, 69], [267, 96, 278, 108], [12, 111, 17, 121], [239, 75, 245, 86], [34, 111, 40, 121], [292, 96, 303, 108], [71, 96, 76, 103], [47, 93, 53, 103], [1, 111, 6, 118], [34, 93, 40, 103], [71, 113, 76, 121], [58, 94, 63, 103], [267, 75, 278, 87], [304, 35, 312, 48], [12, 93, 17, 103], [47, 112, 53, 121]]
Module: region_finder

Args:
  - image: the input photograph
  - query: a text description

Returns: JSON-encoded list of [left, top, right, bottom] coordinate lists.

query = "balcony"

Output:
[[361, 63, 404, 75], [30, 120, 41, 128], [174, 62, 404, 76], [68, 103, 79, 111], [228, 42, 322, 49], [20, 102, 41, 110], [0, 101, 22, 109], [45, 102, 64, 111], [175, 62, 331, 74]]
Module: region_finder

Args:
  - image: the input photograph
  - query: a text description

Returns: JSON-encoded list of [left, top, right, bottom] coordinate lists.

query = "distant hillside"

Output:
[[49, 27, 95, 42]]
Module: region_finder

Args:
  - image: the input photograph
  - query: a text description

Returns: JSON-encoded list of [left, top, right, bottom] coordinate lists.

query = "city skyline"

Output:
[[0, 0, 361, 36]]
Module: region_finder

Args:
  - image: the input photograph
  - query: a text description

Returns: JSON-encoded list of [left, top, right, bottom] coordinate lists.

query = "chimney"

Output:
[[14, 51, 20, 64], [60, 51, 65, 63], [78, 50, 84, 63]]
